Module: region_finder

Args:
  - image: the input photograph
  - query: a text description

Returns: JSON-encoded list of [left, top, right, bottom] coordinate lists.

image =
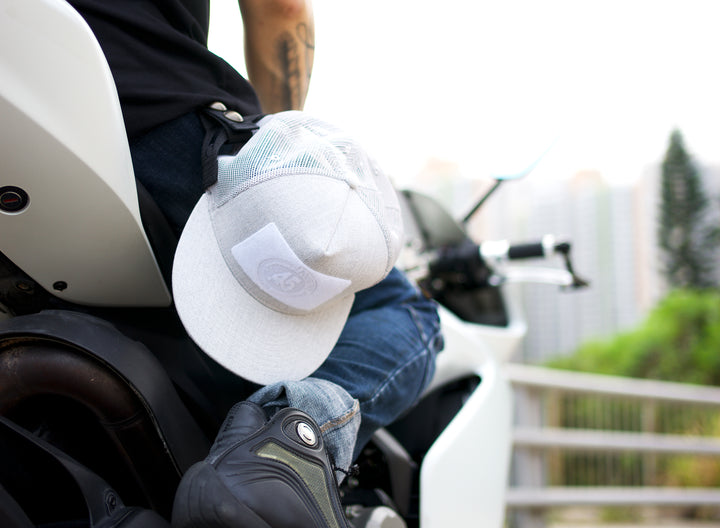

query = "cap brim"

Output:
[[172, 194, 354, 385]]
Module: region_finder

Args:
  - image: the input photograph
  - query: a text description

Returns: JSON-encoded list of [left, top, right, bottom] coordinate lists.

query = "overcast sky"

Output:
[[210, 0, 720, 186]]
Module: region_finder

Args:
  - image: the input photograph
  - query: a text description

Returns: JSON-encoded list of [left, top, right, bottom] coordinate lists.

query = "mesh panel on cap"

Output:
[[213, 111, 402, 273], [215, 112, 352, 206]]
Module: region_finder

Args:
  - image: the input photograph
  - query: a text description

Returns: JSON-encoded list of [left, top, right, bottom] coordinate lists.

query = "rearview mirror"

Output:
[[461, 130, 560, 224]]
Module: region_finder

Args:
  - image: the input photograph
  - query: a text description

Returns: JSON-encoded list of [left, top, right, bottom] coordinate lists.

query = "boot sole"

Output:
[[172, 461, 273, 528]]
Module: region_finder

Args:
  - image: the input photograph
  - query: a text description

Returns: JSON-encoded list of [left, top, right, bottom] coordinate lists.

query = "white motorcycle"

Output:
[[0, 1, 587, 526]]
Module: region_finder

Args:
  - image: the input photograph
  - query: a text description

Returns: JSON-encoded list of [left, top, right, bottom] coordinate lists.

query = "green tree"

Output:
[[658, 129, 717, 289]]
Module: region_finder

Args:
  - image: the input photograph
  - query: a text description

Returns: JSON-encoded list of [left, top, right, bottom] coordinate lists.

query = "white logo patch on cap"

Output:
[[231, 223, 351, 311]]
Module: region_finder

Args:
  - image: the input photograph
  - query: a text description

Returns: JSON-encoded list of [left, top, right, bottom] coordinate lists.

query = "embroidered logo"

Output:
[[258, 258, 317, 297], [231, 223, 351, 311]]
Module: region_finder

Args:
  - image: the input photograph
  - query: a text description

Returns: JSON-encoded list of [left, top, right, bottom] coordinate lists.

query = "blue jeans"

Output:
[[131, 112, 443, 477]]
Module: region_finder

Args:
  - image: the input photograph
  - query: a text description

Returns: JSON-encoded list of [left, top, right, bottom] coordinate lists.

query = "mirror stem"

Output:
[[462, 180, 503, 225]]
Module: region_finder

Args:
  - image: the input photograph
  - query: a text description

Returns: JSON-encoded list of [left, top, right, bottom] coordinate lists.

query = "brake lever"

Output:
[[554, 243, 590, 289]]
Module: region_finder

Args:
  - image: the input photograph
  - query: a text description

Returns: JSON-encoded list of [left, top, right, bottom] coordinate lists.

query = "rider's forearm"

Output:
[[238, 0, 314, 113]]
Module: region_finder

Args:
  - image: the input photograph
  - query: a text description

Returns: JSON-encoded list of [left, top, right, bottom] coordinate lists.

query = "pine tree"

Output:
[[658, 129, 717, 289]]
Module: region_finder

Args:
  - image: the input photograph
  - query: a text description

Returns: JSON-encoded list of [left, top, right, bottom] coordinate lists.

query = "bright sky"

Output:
[[210, 0, 720, 187]]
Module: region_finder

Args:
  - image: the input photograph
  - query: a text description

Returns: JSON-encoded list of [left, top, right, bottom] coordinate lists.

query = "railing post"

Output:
[[641, 400, 658, 485], [510, 385, 546, 528]]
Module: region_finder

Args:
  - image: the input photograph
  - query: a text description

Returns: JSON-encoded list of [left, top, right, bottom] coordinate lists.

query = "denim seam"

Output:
[[318, 398, 360, 434], [365, 346, 431, 409], [363, 301, 440, 408], [408, 299, 441, 344]]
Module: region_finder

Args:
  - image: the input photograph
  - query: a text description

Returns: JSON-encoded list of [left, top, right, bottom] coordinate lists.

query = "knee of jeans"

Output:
[[405, 297, 444, 357], [367, 340, 437, 423]]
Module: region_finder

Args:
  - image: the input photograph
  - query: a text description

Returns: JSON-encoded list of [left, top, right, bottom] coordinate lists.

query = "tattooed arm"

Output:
[[238, 0, 314, 112]]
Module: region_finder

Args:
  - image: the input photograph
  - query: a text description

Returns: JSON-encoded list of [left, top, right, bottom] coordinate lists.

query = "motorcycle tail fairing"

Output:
[[0, 0, 170, 308]]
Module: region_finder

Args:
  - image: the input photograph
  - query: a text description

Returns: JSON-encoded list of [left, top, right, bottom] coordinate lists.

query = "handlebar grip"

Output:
[[508, 242, 545, 260]]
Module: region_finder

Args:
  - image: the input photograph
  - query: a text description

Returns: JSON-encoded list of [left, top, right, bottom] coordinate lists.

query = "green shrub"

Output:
[[548, 289, 720, 385]]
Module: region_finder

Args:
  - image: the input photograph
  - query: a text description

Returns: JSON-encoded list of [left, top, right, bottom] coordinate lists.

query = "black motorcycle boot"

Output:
[[171, 401, 352, 528]]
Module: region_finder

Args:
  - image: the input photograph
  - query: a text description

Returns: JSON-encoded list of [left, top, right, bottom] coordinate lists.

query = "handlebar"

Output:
[[508, 242, 546, 260], [480, 235, 564, 261], [427, 235, 589, 290]]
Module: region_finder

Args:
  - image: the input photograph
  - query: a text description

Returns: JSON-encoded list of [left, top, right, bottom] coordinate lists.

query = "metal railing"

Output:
[[504, 363, 720, 527]]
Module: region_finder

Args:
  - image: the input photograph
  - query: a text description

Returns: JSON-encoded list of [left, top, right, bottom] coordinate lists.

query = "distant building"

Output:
[[501, 172, 646, 363]]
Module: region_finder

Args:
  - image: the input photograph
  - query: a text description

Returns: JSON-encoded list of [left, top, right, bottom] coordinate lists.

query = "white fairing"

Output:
[[469, 282, 528, 363], [0, 0, 170, 306], [420, 306, 514, 527]]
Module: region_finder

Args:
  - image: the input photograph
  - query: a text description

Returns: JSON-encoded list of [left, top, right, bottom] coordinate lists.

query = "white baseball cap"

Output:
[[172, 111, 403, 385]]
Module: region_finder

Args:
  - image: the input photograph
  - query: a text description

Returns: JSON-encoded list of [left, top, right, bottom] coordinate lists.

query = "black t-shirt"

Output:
[[69, 0, 262, 139]]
